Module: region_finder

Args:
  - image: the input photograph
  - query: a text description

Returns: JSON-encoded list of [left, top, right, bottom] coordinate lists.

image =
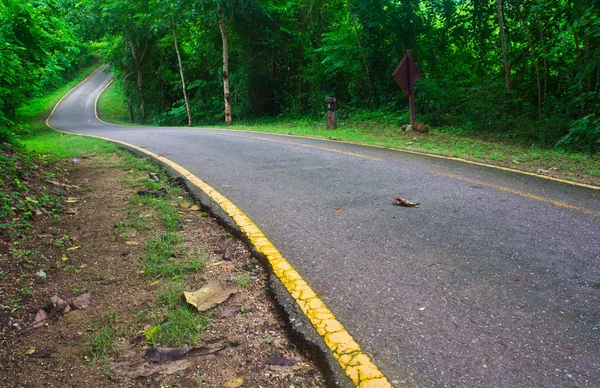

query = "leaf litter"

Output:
[[0, 153, 324, 387]]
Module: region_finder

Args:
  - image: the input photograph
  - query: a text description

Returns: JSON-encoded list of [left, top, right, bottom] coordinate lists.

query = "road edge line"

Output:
[[45, 64, 106, 128], [88, 70, 599, 191], [46, 71, 393, 388]]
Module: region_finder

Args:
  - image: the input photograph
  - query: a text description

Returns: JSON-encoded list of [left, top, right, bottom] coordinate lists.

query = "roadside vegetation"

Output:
[[97, 82, 600, 187], [2, 1, 599, 190], [1, 62, 323, 385]]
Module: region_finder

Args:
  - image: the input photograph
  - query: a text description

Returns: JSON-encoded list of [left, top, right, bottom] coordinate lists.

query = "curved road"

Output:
[[49, 67, 600, 387]]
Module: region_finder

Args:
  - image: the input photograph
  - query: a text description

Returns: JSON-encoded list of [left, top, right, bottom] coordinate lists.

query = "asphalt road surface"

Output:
[[49, 67, 600, 387]]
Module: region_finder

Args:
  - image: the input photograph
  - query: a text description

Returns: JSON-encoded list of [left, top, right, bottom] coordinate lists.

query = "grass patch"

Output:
[[85, 312, 122, 363], [96, 81, 132, 125], [147, 284, 211, 348], [228, 119, 600, 185]]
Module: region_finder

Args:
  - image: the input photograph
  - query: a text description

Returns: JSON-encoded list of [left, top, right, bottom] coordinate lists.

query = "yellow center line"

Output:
[[218, 132, 384, 162], [214, 132, 598, 217], [433, 171, 598, 216]]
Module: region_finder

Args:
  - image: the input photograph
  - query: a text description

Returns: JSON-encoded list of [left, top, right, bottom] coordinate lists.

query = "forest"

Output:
[[1, 0, 599, 153]]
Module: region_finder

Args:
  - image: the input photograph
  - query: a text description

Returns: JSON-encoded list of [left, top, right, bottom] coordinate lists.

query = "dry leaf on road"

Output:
[[394, 197, 419, 207]]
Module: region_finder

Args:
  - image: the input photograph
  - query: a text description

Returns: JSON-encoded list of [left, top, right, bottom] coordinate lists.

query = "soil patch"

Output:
[[0, 153, 324, 387]]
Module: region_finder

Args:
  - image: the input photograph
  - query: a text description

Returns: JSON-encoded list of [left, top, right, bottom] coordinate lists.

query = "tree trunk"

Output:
[[130, 37, 148, 123], [496, 0, 513, 91], [346, 0, 373, 96], [536, 17, 548, 99], [520, 14, 541, 119], [124, 78, 135, 123], [171, 16, 192, 126], [218, 11, 232, 126]]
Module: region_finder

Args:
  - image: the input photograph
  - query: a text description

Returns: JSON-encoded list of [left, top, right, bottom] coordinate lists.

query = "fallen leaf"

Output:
[[71, 292, 91, 310], [51, 295, 71, 314], [190, 205, 200, 211], [61, 256, 68, 261], [145, 347, 193, 362], [180, 202, 191, 209], [33, 310, 47, 328], [417, 307, 426, 311], [333, 208, 343, 213], [184, 281, 238, 312], [67, 245, 81, 251], [125, 241, 139, 246], [221, 264, 236, 272], [149, 280, 161, 286], [137, 188, 167, 197], [224, 377, 244, 388], [26, 348, 52, 358], [265, 353, 297, 366], [25, 348, 36, 355], [211, 262, 224, 267], [110, 355, 194, 378], [394, 197, 419, 207], [36, 269, 47, 278]]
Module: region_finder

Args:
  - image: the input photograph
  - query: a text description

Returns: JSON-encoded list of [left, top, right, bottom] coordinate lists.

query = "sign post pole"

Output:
[[407, 50, 416, 126], [392, 49, 422, 128]]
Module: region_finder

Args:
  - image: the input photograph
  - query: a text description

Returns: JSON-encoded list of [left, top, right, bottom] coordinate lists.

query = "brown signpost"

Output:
[[392, 49, 421, 126]]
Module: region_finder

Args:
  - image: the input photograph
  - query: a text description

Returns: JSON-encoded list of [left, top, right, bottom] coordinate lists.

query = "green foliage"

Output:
[[0, 0, 91, 125], [557, 115, 600, 154]]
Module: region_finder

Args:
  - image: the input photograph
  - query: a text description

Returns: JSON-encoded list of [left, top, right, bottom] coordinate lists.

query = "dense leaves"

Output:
[[0, 0, 90, 131], [1, 0, 599, 152]]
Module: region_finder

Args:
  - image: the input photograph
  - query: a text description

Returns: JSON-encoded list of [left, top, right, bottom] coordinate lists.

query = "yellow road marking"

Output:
[[434, 171, 598, 216], [46, 73, 392, 388], [218, 132, 384, 162]]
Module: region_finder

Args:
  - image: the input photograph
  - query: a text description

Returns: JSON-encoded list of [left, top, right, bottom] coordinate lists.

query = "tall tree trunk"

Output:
[[496, 0, 513, 91], [346, 0, 373, 96], [584, 34, 591, 93], [536, 17, 548, 99], [171, 16, 192, 126], [130, 37, 148, 123], [297, 0, 315, 111], [218, 11, 232, 126], [520, 14, 541, 119], [124, 78, 135, 123]]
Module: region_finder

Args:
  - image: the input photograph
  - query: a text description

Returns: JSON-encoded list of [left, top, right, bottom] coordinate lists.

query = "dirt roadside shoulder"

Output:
[[0, 151, 325, 387]]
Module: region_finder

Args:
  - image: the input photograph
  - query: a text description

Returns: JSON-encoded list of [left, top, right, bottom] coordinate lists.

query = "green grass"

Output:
[[85, 312, 121, 363], [96, 82, 132, 125], [228, 119, 600, 186]]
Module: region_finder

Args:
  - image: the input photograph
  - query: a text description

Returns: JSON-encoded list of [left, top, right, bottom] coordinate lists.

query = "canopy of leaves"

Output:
[[3, 0, 600, 152], [0, 0, 90, 133]]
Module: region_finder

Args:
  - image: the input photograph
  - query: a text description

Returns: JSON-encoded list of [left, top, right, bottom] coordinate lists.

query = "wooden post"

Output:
[[407, 49, 416, 126], [326, 97, 337, 129]]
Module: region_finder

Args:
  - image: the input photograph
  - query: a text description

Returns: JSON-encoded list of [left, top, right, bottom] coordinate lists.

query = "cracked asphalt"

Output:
[[48, 66, 600, 387]]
